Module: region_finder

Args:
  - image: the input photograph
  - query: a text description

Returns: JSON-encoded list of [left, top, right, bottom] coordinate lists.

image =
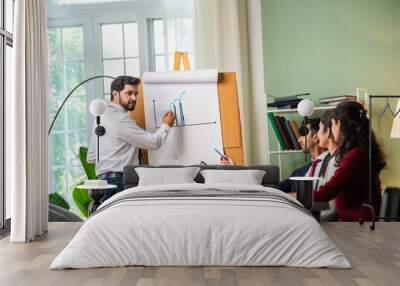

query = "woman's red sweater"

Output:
[[314, 147, 381, 221]]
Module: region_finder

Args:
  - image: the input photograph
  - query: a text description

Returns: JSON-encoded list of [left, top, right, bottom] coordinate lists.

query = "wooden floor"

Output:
[[0, 222, 399, 286]]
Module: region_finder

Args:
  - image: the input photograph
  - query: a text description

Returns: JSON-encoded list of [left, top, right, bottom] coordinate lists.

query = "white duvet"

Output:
[[50, 183, 350, 269]]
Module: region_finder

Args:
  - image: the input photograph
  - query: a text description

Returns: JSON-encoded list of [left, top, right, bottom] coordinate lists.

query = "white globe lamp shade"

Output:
[[90, 99, 107, 116], [297, 99, 315, 117]]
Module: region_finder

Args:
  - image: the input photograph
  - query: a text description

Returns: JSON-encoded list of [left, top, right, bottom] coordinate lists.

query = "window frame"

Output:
[[46, 1, 193, 215], [47, 2, 165, 144], [46, 22, 90, 209], [1, 0, 14, 230], [92, 14, 144, 98], [47, 2, 163, 120], [47, 17, 94, 135], [148, 17, 194, 72], [46, 2, 163, 213]]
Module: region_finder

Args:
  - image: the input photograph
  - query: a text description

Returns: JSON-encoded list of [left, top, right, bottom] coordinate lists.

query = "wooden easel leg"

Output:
[[182, 52, 191, 70], [173, 51, 182, 71], [173, 51, 191, 71]]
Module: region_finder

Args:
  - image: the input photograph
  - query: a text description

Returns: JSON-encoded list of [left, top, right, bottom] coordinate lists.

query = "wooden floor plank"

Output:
[[0, 222, 399, 286]]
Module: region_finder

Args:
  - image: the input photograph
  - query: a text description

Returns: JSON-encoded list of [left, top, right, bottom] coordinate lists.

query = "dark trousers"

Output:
[[99, 176, 124, 203]]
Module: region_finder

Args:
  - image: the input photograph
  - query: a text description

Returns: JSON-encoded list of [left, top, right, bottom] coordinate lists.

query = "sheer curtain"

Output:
[[162, 0, 193, 18], [193, 0, 268, 164], [7, 0, 49, 242]]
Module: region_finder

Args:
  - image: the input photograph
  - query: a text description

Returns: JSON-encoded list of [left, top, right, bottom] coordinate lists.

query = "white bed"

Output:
[[50, 183, 351, 269]]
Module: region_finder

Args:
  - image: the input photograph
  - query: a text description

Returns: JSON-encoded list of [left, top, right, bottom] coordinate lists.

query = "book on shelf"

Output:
[[289, 120, 301, 140], [267, 113, 286, 150], [277, 103, 300, 109], [273, 92, 310, 102], [326, 101, 342, 106], [267, 99, 302, 109], [274, 95, 299, 102], [268, 114, 303, 151], [267, 93, 310, 110], [319, 95, 357, 104], [279, 116, 297, 150], [275, 116, 292, 150], [284, 119, 301, 150]]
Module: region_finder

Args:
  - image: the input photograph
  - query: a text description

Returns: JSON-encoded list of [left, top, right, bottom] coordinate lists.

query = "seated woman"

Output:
[[316, 110, 339, 221], [314, 101, 386, 221], [221, 118, 328, 194]]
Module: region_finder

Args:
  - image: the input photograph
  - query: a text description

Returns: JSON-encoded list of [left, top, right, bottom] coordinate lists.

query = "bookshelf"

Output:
[[267, 105, 335, 179], [269, 150, 303, 155], [268, 106, 334, 114]]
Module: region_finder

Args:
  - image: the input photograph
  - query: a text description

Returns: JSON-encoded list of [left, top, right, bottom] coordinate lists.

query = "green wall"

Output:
[[261, 0, 400, 188]]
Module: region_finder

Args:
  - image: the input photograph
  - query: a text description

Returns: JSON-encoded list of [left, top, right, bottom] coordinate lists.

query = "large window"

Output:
[[48, 26, 86, 213], [101, 22, 140, 98], [1, 0, 14, 229], [150, 18, 193, 71], [46, 1, 193, 217]]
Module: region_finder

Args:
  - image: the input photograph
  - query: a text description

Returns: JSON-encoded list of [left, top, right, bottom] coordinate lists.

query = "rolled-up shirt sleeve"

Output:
[[117, 116, 171, 150]]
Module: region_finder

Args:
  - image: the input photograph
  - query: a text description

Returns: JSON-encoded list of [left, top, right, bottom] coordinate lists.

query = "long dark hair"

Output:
[[331, 101, 386, 172]]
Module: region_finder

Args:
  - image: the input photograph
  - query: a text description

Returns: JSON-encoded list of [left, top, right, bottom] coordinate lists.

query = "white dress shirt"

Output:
[[305, 151, 330, 190], [318, 154, 338, 221], [317, 155, 337, 187], [88, 103, 171, 176]]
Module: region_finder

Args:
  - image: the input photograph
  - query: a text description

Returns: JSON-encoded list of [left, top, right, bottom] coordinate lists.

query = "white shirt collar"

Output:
[[315, 151, 330, 161]]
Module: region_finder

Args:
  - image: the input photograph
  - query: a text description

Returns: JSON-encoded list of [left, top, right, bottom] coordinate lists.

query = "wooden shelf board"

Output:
[[267, 106, 335, 114], [269, 150, 303, 155]]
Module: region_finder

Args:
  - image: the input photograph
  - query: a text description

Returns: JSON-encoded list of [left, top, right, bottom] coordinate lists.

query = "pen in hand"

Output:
[[214, 148, 227, 160]]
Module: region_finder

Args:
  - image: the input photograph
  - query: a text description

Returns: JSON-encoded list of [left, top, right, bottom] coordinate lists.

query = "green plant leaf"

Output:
[[72, 180, 90, 218], [71, 146, 96, 218], [79, 146, 96, 179], [49, 192, 70, 210]]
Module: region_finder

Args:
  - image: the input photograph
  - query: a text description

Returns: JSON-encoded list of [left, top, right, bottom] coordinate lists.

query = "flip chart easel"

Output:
[[129, 52, 244, 165]]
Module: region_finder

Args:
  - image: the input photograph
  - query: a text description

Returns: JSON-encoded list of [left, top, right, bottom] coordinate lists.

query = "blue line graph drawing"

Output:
[[169, 91, 186, 126], [152, 91, 217, 128]]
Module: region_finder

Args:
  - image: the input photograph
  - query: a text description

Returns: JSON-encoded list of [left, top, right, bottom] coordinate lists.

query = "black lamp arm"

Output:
[[48, 75, 115, 135], [304, 116, 308, 163]]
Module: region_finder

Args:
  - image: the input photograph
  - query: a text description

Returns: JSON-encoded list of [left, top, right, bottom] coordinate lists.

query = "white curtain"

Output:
[[162, 0, 193, 18], [193, 0, 268, 164], [7, 0, 49, 242]]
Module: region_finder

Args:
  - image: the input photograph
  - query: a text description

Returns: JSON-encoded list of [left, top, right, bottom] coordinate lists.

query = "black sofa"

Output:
[[123, 165, 280, 189]]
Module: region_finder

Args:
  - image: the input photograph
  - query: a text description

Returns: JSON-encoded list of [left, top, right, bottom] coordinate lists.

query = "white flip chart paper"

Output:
[[142, 69, 224, 165]]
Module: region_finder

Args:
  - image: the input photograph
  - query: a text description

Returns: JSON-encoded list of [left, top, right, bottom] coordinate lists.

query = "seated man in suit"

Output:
[[278, 118, 329, 193], [220, 118, 328, 193]]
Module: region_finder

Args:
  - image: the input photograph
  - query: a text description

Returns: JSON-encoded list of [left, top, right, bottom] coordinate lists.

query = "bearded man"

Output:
[[88, 76, 175, 201]]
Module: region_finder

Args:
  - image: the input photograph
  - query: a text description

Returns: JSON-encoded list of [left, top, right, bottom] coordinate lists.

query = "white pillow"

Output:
[[135, 167, 200, 186], [200, 169, 266, 185]]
